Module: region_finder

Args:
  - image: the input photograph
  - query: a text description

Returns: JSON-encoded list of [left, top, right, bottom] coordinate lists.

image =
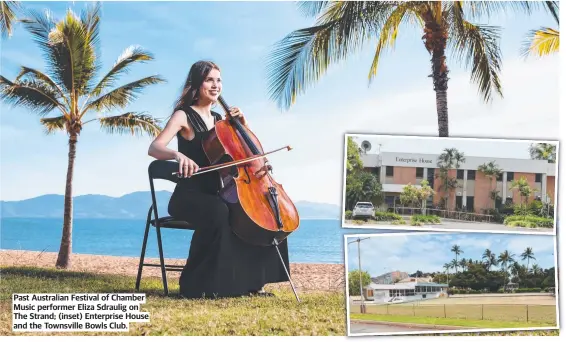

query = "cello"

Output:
[[174, 95, 301, 247]]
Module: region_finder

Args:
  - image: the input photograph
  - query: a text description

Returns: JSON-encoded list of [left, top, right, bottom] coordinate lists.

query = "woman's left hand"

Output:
[[227, 106, 248, 126]]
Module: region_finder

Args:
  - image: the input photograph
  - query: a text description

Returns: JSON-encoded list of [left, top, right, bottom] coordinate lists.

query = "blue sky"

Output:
[[346, 233, 556, 277], [0, 1, 559, 203]]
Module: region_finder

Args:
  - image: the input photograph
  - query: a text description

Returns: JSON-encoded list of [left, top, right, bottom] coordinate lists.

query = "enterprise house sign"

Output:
[[395, 156, 433, 165]]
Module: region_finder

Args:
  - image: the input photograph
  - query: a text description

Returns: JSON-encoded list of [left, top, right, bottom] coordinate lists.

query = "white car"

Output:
[[352, 202, 375, 219]]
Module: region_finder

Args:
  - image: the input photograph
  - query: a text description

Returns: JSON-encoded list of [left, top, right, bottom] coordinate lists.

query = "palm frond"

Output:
[[19, 8, 74, 93], [40, 115, 67, 134], [520, 27, 559, 58], [96, 112, 162, 137], [368, 3, 418, 83], [80, 2, 103, 93], [449, 21, 502, 103], [0, 0, 20, 38], [544, 1, 559, 24], [463, 1, 546, 21], [91, 46, 155, 96], [83, 75, 165, 114], [266, 1, 392, 110], [297, 1, 331, 17], [55, 8, 98, 94], [20, 6, 99, 95], [0, 75, 65, 116], [15, 66, 69, 105]]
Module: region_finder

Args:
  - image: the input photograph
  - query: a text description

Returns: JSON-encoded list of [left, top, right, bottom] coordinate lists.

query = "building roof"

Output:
[[361, 151, 556, 176], [365, 281, 448, 290]]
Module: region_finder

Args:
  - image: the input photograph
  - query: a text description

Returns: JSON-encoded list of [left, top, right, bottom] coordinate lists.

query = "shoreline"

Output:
[[0, 249, 345, 292]]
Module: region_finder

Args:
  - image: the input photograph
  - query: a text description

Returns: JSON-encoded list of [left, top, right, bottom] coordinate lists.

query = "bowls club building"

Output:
[[363, 281, 449, 304], [360, 151, 556, 213]]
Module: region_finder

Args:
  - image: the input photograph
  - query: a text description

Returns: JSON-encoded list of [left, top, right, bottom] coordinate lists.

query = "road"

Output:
[[343, 219, 553, 233], [350, 322, 435, 334]]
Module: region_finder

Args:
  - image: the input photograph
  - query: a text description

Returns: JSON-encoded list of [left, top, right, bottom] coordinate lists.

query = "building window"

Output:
[[385, 196, 395, 207], [467, 170, 476, 180], [466, 196, 474, 212], [427, 168, 435, 187], [456, 196, 463, 210], [457, 170, 464, 180], [535, 173, 542, 183], [495, 197, 502, 209], [507, 172, 514, 181], [386, 166, 394, 177], [496, 173, 503, 182], [416, 167, 424, 178], [505, 197, 513, 205]]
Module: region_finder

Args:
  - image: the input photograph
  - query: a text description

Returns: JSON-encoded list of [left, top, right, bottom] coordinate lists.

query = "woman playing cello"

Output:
[[148, 61, 290, 298]]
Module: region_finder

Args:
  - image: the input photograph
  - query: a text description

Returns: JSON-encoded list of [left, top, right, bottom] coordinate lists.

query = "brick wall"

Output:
[[393, 167, 417, 185]]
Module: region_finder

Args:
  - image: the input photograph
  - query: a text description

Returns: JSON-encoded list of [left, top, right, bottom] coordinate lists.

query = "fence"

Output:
[[350, 303, 556, 324], [387, 207, 494, 223]]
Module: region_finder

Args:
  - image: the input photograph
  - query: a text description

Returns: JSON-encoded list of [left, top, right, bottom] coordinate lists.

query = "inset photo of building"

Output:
[[342, 134, 558, 234], [345, 233, 559, 336]]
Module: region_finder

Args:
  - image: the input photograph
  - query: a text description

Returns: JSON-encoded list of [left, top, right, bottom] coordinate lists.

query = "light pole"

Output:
[[348, 237, 370, 313]]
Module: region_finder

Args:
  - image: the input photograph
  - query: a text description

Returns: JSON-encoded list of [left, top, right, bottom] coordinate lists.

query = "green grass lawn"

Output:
[[350, 313, 556, 329], [0, 266, 344, 336], [352, 302, 556, 323], [0, 266, 559, 336]]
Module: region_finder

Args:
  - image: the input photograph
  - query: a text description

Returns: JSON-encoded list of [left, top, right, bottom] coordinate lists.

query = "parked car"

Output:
[[352, 202, 375, 220]]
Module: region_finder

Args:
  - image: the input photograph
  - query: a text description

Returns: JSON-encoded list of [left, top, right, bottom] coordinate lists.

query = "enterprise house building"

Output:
[[361, 151, 556, 213]]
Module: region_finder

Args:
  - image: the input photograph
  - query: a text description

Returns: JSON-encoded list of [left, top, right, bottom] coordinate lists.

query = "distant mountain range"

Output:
[[1, 191, 340, 219]]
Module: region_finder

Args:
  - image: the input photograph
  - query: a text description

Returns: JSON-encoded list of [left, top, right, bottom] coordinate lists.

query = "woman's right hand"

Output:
[[175, 152, 199, 178]]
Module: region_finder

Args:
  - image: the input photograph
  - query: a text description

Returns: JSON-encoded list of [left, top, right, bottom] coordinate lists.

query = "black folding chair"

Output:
[[135, 160, 194, 295]]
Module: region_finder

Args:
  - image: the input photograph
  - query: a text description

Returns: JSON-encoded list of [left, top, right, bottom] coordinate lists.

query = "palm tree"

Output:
[[528, 143, 557, 163], [436, 148, 465, 209], [478, 161, 503, 208], [0, 4, 165, 269], [458, 258, 468, 272], [443, 262, 451, 284], [0, 1, 20, 38], [266, 1, 557, 137], [521, 2, 559, 58], [482, 248, 498, 270], [510, 177, 534, 210], [451, 244, 463, 273], [531, 264, 541, 276], [498, 250, 515, 288], [520, 247, 536, 273]]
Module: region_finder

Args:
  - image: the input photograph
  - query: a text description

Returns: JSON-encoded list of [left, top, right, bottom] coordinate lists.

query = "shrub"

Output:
[[504, 215, 553, 228], [507, 220, 537, 228], [411, 214, 441, 224], [515, 288, 542, 293], [482, 208, 507, 224], [373, 212, 402, 221], [448, 289, 483, 295], [345, 210, 352, 219], [391, 219, 407, 225]]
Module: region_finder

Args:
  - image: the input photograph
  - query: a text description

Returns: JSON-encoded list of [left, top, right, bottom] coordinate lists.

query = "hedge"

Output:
[[373, 212, 402, 221], [411, 215, 441, 224], [504, 215, 553, 228]]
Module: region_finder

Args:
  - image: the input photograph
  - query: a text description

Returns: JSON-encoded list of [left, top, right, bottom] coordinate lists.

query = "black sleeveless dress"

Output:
[[168, 107, 290, 298]]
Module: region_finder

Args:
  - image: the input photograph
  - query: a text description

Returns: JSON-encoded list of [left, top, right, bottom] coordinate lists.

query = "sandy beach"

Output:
[[0, 250, 345, 292]]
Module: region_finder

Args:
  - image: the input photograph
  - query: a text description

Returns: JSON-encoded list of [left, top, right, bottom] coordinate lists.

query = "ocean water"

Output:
[[0, 218, 381, 264]]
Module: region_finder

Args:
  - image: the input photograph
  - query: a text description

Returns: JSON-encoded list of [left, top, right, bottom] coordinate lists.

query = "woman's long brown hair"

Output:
[[173, 60, 220, 113]]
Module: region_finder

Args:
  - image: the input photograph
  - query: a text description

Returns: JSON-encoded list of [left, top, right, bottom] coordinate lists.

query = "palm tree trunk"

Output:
[[55, 132, 78, 268], [424, 19, 449, 137]]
